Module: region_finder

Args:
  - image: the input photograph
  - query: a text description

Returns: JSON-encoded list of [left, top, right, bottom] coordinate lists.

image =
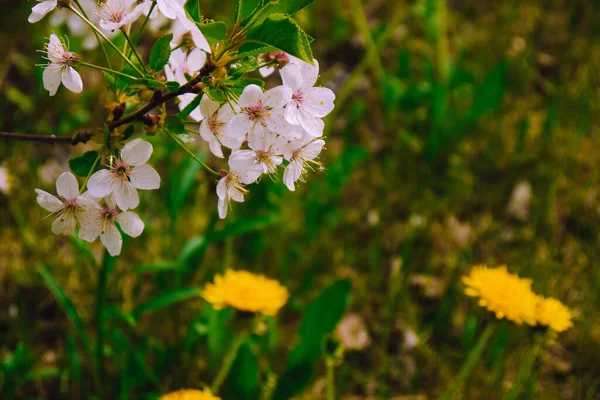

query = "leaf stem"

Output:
[[79, 61, 142, 81], [166, 130, 220, 176], [130, 0, 156, 51], [326, 358, 336, 400], [79, 147, 104, 195], [71, 0, 113, 70], [441, 324, 496, 400], [210, 332, 246, 394], [122, 30, 148, 74]]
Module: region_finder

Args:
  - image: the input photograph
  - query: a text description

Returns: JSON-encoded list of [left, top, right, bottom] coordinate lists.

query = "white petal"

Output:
[[87, 169, 116, 198], [43, 65, 62, 96], [51, 211, 77, 235], [265, 112, 294, 136], [280, 64, 303, 91], [229, 188, 244, 203], [157, 0, 183, 19], [229, 150, 256, 173], [305, 87, 336, 118], [216, 176, 227, 199], [35, 189, 63, 213], [56, 172, 79, 200], [28, 0, 57, 23], [239, 168, 262, 184], [100, 221, 122, 256], [262, 85, 293, 109], [300, 59, 319, 89], [301, 139, 326, 160], [298, 111, 325, 137], [217, 197, 228, 219], [114, 181, 139, 211], [78, 212, 102, 242], [62, 67, 83, 94], [76, 195, 101, 212], [121, 138, 153, 167], [200, 94, 220, 118], [116, 211, 144, 237], [129, 164, 161, 190], [207, 137, 224, 158], [259, 65, 275, 78], [187, 48, 207, 71], [283, 160, 304, 191], [47, 34, 64, 63], [226, 114, 253, 139], [238, 84, 263, 108]]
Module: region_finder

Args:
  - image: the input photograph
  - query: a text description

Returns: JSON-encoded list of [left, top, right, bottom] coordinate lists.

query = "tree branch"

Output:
[[1, 62, 216, 145]]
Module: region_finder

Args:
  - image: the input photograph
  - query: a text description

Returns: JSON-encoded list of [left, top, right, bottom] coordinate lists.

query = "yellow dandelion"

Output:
[[462, 265, 538, 326], [160, 389, 220, 400], [536, 296, 573, 333], [201, 270, 289, 316]]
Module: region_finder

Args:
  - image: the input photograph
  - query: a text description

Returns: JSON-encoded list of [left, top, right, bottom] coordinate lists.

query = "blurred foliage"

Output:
[[1, 0, 600, 399]]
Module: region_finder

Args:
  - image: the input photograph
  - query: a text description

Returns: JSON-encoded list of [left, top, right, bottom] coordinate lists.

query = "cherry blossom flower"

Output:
[[87, 139, 161, 211], [79, 195, 144, 256], [156, 0, 185, 19], [42, 34, 83, 97], [97, 0, 147, 31], [226, 85, 294, 143], [29, 0, 58, 24], [229, 131, 284, 184], [199, 96, 242, 158], [165, 48, 206, 85], [281, 59, 335, 137], [35, 172, 100, 235], [171, 14, 211, 53], [278, 135, 325, 191], [216, 171, 247, 219]]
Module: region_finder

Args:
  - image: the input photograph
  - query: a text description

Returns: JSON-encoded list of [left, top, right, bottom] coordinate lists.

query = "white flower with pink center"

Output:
[[199, 96, 242, 158], [281, 59, 335, 137], [228, 131, 284, 184], [226, 84, 294, 143], [97, 0, 147, 31], [79, 195, 144, 256], [35, 172, 100, 235], [216, 170, 247, 219], [87, 139, 161, 211], [277, 135, 325, 191], [42, 34, 83, 97]]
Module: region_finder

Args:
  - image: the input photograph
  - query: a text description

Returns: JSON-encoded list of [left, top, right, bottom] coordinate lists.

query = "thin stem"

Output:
[[502, 330, 550, 400], [441, 324, 496, 400], [122, 30, 148, 74], [210, 332, 246, 393], [80, 61, 142, 81], [95, 251, 113, 397], [131, 0, 156, 52], [68, 6, 144, 76], [79, 147, 104, 194], [348, 0, 385, 82], [326, 358, 336, 400], [72, 0, 112, 70], [166, 130, 220, 176]]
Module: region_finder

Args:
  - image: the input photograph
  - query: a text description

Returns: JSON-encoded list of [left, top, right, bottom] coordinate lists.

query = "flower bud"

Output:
[[139, 89, 154, 102]]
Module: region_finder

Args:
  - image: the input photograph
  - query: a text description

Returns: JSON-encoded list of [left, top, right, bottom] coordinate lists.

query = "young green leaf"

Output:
[[166, 81, 181, 92], [68, 150, 99, 177], [234, 0, 264, 24], [239, 14, 313, 63], [199, 21, 228, 45], [205, 87, 226, 103], [252, 0, 314, 25], [178, 93, 203, 118], [131, 287, 202, 319], [225, 340, 260, 399], [184, 0, 201, 23], [230, 56, 259, 78], [149, 33, 174, 72]]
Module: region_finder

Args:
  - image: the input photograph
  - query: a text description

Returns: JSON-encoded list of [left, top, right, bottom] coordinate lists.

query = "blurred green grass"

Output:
[[1, 0, 600, 398]]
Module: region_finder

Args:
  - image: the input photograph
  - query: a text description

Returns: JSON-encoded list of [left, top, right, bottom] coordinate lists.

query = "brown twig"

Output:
[[1, 62, 216, 145]]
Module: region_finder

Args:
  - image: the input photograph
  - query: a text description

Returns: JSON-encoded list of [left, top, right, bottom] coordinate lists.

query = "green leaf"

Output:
[[206, 305, 234, 366], [199, 21, 228, 45], [149, 33, 173, 71], [240, 14, 313, 63], [39, 268, 93, 359], [135, 261, 180, 274], [205, 86, 226, 102], [131, 287, 202, 319], [225, 340, 260, 399], [234, 0, 264, 23], [165, 115, 185, 134], [184, 0, 201, 23], [178, 93, 203, 118], [252, 0, 314, 24], [274, 280, 351, 399], [68, 150, 99, 177], [166, 81, 181, 92], [230, 57, 259, 78]]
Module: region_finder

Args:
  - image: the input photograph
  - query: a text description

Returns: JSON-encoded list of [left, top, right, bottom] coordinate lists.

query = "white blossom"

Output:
[[155, 0, 185, 19], [29, 0, 58, 24], [35, 172, 100, 236], [229, 131, 284, 184], [0, 166, 11, 194], [97, 0, 147, 31], [199, 96, 242, 158], [278, 135, 325, 191], [42, 34, 83, 97], [226, 84, 294, 143], [216, 171, 247, 219], [79, 195, 144, 256], [165, 48, 206, 85], [87, 139, 161, 211], [171, 14, 211, 53], [281, 59, 335, 137]]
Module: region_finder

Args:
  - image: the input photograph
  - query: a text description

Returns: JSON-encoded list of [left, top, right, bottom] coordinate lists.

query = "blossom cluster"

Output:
[[462, 265, 574, 332], [30, 0, 335, 254]]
